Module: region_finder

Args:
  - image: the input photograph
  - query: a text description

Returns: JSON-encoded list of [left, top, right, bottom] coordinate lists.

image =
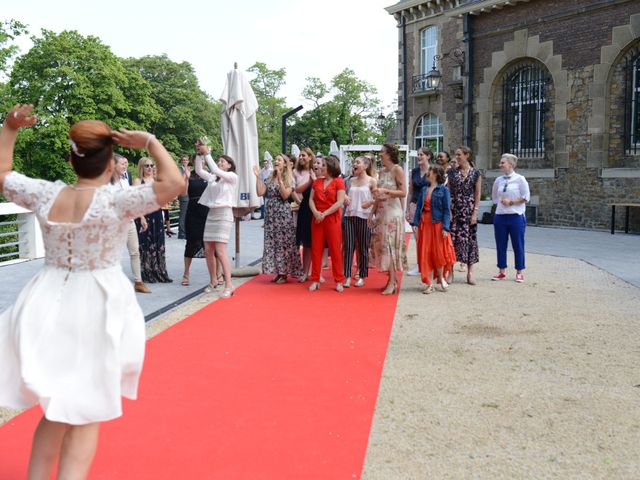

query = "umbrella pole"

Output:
[[235, 217, 240, 268]]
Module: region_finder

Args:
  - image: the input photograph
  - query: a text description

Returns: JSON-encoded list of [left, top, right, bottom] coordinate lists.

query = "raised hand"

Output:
[[252, 165, 261, 177], [111, 129, 154, 150], [5, 104, 37, 129]]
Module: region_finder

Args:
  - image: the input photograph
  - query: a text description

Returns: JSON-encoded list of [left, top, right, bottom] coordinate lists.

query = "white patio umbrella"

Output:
[[264, 151, 273, 166], [220, 66, 261, 266]]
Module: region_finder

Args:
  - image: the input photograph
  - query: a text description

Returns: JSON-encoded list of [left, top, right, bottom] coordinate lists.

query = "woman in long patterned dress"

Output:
[[370, 143, 408, 295], [134, 157, 173, 283], [0, 105, 183, 479], [448, 146, 482, 285], [253, 154, 303, 282]]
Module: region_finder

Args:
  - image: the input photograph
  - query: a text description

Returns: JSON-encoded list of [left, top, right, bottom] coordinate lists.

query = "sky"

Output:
[[3, 0, 401, 113]]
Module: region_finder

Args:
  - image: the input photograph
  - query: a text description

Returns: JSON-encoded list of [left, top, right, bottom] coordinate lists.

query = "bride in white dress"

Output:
[[0, 104, 183, 479]]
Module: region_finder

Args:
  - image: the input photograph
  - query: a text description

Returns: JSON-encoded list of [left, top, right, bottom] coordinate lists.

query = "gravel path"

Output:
[[362, 246, 640, 479]]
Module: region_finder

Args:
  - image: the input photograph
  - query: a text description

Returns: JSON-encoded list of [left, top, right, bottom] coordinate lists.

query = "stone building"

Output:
[[385, 0, 640, 230]]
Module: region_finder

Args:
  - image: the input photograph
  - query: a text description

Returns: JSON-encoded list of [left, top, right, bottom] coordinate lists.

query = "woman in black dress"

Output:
[[180, 155, 209, 286], [134, 157, 172, 283], [294, 147, 315, 282]]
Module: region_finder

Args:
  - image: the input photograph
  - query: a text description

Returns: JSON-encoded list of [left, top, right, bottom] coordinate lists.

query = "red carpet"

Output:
[[0, 270, 401, 479]]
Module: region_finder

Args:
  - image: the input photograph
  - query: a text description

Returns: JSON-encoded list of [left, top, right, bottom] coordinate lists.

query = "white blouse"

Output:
[[491, 171, 530, 215], [195, 154, 238, 209]]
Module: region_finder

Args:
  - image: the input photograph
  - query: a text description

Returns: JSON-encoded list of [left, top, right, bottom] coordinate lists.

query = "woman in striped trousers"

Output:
[[342, 156, 377, 287]]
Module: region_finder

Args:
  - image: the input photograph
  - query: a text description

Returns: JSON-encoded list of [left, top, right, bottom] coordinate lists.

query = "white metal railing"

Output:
[[0, 202, 44, 265], [0, 201, 181, 266]]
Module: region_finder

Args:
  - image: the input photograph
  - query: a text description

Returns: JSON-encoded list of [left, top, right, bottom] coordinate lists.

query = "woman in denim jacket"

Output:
[[412, 165, 456, 293]]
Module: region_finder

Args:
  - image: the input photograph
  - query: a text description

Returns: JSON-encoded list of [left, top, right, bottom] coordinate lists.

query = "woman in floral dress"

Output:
[[448, 146, 482, 285], [253, 154, 303, 282], [134, 157, 173, 283], [370, 144, 408, 294]]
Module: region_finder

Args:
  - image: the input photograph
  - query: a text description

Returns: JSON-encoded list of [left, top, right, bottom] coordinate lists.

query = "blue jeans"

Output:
[[493, 213, 526, 270]]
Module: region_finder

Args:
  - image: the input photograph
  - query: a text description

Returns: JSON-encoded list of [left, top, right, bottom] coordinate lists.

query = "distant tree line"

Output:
[[0, 20, 394, 185]]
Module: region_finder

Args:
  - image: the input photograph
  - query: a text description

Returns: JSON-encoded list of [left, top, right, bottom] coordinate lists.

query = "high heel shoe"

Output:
[[438, 279, 449, 292], [298, 274, 308, 283], [181, 275, 190, 286], [423, 285, 435, 294], [276, 276, 288, 284], [381, 283, 397, 295], [204, 283, 215, 293], [308, 282, 320, 292], [343, 278, 351, 288], [221, 287, 234, 298], [354, 278, 365, 287], [336, 283, 344, 293]]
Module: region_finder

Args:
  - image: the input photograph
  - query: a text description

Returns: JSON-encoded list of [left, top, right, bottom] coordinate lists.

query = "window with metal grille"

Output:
[[414, 113, 443, 158], [502, 64, 546, 157], [624, 54, 640, 154]]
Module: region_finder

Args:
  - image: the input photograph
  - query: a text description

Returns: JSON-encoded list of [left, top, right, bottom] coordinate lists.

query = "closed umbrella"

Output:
[[220, 66, 261, 266]]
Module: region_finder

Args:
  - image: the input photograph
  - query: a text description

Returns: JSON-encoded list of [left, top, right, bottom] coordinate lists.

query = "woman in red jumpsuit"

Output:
[[308, 155, 346, 292]]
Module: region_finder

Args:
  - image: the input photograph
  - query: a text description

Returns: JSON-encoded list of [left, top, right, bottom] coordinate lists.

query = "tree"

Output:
[[124, 54, 222, 158], [0, 19, 27, 113], [0, 19, 27, 78], [8, 29, 159, 182], [289, 69, 384, 152], [247, 62, 289, 156]]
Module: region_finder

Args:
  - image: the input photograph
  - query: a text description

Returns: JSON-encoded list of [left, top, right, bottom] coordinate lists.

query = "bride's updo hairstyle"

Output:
[[69, 120, 114, 179]]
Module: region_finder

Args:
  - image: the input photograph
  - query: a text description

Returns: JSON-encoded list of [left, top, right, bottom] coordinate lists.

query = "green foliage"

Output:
[[124, 54, 222, 158], [247, 62, 288, 156], [6, 29, 161, 180], [0, 19, 27, 77], [289, 68, 386, 153]]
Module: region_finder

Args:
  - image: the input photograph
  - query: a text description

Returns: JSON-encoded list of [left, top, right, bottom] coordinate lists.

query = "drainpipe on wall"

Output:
[[402, 14, 408, 145], [463, 13, 473, 148]]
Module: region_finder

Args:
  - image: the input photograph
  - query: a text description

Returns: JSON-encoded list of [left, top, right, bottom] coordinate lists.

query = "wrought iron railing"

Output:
[[412, 74, 435, 94]]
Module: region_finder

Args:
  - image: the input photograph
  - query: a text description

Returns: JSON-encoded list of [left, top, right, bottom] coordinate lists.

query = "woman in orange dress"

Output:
[[413, 165, 456, 294]]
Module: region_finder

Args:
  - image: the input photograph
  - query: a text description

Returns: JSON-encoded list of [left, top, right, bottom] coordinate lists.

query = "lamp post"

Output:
[[425, 57, 442, 91]]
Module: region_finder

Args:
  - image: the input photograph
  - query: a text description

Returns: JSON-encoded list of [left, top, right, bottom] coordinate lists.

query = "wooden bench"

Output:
[[609, 203, 640, 234]]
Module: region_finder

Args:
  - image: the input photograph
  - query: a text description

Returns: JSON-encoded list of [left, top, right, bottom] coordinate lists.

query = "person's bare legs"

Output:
[[214, 242, 233, 290], [383, 269, 398, 295], [204, 241, 217, 287], [56, 423, 100, 480], [299, 246, 312, 281], [182, 256, 192, 285], [28, 417, 67, 480], [466, 263, 474, 284]]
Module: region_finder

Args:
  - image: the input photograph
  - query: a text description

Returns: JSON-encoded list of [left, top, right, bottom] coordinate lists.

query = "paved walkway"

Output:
[[1, 222, 638, 318]]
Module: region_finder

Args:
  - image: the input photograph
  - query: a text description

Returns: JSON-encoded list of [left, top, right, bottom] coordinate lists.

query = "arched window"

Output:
[[414, 113, 443, 153], [625, 54, 640, 153], [421, 26, 438, 75], [502, 64, 547, 157]]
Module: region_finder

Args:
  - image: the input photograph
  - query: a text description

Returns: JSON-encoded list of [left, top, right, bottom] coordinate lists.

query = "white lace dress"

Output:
[[0, 172, 159, 425]]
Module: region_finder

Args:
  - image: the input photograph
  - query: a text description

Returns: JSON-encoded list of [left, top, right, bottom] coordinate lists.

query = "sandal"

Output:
[[181, 275, 190, 286], [221, 288, 234, 298], [275, 276, 288, 284], [422, 285, 435, 295], [204, 283, 215, 293]]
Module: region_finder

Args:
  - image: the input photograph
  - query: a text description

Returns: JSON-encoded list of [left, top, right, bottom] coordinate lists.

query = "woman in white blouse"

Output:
[[194, 142, 238, 297], [491, 153, 530, 283]]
